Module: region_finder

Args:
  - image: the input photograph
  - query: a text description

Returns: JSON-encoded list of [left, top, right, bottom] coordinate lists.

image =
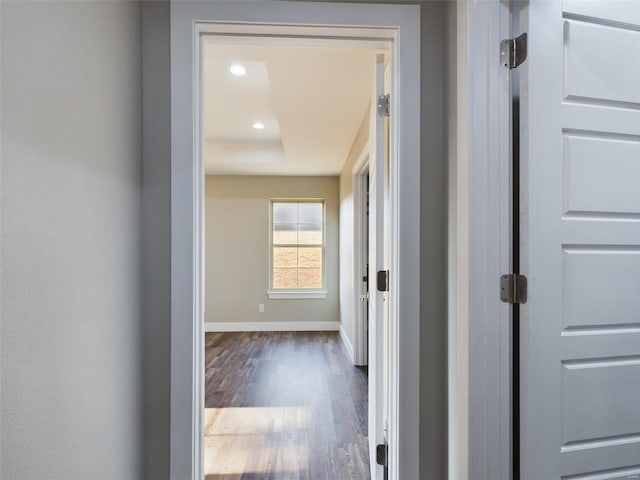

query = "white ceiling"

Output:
[[202, 42, 377, 176]]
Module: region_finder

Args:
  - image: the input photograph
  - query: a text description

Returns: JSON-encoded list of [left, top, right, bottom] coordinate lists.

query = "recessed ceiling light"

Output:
[[229, 64, 246, 76], [252, 121, 265, 130]]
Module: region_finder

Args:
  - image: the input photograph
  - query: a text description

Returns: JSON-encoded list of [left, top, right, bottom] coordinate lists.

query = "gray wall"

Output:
[[419, 3, 447, 480], [0, 1, 142, 479], [205, 175, 340, 326], [0, 2, 448, 480], [142, 1, 172, 478]]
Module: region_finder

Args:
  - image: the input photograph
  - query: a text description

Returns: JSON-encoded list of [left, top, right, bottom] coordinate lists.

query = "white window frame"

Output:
[[267, 198, 327, 299]]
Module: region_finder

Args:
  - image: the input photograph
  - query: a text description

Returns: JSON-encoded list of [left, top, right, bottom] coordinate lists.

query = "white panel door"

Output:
[[369, 53, 387, 480], [520, 1, 640, 479]]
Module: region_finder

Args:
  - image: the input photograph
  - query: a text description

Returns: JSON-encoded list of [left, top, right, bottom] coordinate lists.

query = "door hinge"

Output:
[[500, 32, 527, 69], [376, 443, 388, 467], [377, 270, 389, 292], [500, 274, 527, 304], [377, 94, 390, 117]]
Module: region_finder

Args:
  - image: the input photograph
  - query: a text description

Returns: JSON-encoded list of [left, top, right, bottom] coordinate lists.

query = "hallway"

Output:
[[204, 332, 370, 479]]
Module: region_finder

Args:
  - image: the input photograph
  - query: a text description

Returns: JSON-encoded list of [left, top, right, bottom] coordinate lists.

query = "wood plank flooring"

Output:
[[204, 331, 370, 480]]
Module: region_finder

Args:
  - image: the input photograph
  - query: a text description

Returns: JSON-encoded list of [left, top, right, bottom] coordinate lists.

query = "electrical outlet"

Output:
[[258, 304, 265, 313]]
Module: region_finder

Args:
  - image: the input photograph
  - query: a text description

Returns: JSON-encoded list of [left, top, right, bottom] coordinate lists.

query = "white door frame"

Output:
[[353, 145, 370, 366], [170, 3, 420, 480], [449, 1, 512, 479]]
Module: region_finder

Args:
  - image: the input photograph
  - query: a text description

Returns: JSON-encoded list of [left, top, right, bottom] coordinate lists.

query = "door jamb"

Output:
[[450, 1, 512, 479], [169, 3, 421, 480], [353, 145, 370, 366]]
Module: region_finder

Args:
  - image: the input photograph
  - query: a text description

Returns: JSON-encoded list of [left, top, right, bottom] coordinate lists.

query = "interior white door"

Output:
[[368, 52, 387, 480], [520, 1, 640, 478]]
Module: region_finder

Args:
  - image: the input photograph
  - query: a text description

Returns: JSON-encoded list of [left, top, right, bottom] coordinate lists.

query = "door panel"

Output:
[[563, 19, 640, 107], [563, 133, 640, 217], [562, 360, 640, 443], [562, 0, 640, 26], [563, 249, 640, 329], [521, 1, 640, 478]]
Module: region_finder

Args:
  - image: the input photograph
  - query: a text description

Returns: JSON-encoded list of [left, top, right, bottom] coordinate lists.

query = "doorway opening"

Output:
[[168, 4, 422, 477], [200, 33, 388, 479]]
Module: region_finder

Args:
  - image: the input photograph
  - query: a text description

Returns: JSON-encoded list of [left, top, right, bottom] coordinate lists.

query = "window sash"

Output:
[[270, 200, 325, 291]]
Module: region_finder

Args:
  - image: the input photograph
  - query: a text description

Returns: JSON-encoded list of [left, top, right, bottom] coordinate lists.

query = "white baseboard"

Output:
[[339, 325, 355, 364], [204, 321, 340, 332]]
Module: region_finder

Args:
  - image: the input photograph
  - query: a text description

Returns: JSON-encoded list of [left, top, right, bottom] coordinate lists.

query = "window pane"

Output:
[[273, 247, 297, 268], [298, 268, 322, 288], [298, 223, 322, 244], [273, 203, 297, 223], [298, 203, 323, 223], [273, 268, 297, 289], [273, 224, 297, 244], [298, 247, 322, 268]]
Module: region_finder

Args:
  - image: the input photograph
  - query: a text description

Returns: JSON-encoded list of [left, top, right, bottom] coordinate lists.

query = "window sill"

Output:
[[267, 290, 327, 300]]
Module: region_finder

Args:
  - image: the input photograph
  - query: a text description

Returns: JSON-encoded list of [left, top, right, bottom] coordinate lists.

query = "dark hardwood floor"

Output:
[[204, 331, 370, 480]]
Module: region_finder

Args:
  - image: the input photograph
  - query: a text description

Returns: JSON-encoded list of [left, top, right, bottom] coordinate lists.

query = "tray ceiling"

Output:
[[203, 41, 377, 176]]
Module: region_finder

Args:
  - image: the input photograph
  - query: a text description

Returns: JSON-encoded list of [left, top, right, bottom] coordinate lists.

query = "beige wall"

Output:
[[205, 175, 339, 325], [338, 109, 370, 351]]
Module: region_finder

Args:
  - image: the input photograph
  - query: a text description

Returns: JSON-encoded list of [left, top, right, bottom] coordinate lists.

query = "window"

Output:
[[269, 200, 326, 299]]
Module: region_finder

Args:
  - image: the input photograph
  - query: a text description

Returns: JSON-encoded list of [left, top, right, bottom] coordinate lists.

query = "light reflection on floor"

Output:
[[204, 406, 311, 478]]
